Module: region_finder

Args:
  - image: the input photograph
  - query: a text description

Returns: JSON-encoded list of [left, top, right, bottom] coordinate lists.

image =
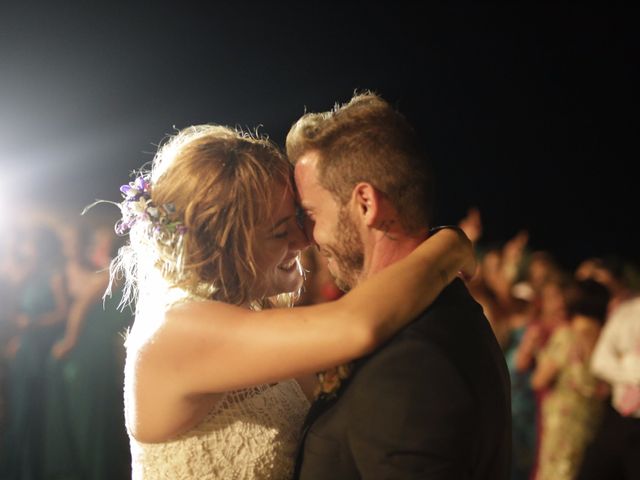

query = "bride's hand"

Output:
[[458, 232, 477, 281], [430, 226, 477, 282]]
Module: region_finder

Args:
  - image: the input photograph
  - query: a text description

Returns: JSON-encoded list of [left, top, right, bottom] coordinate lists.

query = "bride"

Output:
[[109, 124, 474, 479]]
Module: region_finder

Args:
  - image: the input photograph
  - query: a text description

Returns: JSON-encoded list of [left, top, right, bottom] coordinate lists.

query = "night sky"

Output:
[[1, 3, 637, 269]]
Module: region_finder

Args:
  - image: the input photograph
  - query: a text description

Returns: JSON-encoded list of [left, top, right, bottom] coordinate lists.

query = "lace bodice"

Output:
[[128, 380, 310, 479]]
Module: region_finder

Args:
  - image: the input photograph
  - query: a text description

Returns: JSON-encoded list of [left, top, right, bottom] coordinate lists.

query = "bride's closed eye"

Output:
[[273, 228, 289, 239]]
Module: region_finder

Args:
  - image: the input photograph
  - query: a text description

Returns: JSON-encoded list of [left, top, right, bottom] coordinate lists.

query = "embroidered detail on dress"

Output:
[[127, 380, 310, 479]]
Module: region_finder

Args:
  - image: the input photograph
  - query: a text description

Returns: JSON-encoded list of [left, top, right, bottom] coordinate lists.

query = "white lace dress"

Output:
[[128, 380, 310, 479]]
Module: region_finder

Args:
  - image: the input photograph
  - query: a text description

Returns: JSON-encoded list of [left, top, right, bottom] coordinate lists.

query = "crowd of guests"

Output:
[[459, 207, 640, 480], [0, 207, 638, 480], [0, 214, 132, 479]]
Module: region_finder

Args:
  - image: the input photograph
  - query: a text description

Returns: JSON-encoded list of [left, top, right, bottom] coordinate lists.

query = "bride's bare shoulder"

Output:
[[126, 299, 243, 361]]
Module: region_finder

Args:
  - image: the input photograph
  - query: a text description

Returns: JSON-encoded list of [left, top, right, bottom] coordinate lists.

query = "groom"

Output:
[[287, 92, 511, 479]]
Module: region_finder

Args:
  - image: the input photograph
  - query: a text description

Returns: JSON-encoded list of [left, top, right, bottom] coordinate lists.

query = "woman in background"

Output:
[[4, 225, 68, 479], [532, 279, 610, 480], [44, 226, 131, 479]]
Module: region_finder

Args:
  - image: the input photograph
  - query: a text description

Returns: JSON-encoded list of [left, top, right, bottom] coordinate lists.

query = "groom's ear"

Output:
[[352, 182, 381, 228]]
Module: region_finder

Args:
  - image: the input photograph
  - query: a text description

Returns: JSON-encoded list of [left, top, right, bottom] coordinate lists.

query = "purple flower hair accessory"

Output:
[[114, 175, 187, 237]]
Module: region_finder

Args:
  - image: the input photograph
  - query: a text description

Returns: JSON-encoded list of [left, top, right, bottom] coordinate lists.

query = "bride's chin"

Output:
[[261, 272, 303, 298], [282, 272, 304, 293]]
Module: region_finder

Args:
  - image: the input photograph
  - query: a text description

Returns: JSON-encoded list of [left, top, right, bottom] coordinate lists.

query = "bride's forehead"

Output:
[[267, 180, 295, 204], [257, 185, 292, 224]]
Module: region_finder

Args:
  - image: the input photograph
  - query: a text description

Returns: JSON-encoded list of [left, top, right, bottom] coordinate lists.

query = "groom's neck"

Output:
[[358, 228, 429, 282]]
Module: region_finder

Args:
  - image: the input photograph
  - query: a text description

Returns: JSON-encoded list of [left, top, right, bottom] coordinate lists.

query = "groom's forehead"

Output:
[[293, 156, 318, 191]]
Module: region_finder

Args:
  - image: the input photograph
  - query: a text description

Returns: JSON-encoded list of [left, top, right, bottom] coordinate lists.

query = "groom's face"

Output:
[[294, 152, 364, 291]]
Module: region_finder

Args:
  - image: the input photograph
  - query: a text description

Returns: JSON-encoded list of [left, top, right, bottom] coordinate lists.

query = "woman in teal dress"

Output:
[[44, 228, 132, 480], [4, 225, 68, 480], [504, 316, 538, 480]]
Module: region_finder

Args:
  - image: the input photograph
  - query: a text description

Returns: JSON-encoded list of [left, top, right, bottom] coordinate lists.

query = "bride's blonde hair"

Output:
[[112, 124, 297, 313]]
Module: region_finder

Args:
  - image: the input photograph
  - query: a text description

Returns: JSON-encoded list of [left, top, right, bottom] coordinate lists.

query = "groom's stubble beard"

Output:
[[328, 207, 364, 292]]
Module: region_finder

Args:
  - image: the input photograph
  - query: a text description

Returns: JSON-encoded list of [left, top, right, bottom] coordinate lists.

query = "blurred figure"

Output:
[[44, 225, 131, 479], [574, 257, 600, 281], [532, 279, 610, 480], [0, 230, 28, 469], [3, 224, 68, 480], [503, 293, 538, 480], [515, 271, 571, 478], [468, 246, 511, 345], [576, 255, 636, 314], [525, 251, 564, 308], [489, 231, 530, 345], [58, 222, 96, 300], [511, 251, 563, 359], [458, 206, 483, 244], [460, 214, 537, 480], [517, 267, 571, 370], [576, 294, 640, 479], [460, 207, 528, 347]]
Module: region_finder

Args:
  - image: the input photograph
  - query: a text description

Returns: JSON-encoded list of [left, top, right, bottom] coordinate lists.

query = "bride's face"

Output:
[[252, 183, 309, 298]]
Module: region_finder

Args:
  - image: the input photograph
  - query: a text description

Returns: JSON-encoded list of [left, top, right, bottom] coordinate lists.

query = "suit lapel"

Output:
[[293, 379, 343, 478], [293, 355, 371, 478]]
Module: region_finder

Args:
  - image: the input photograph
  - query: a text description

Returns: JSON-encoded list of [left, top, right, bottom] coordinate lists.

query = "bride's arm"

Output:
[[141, 228, 474, 396]]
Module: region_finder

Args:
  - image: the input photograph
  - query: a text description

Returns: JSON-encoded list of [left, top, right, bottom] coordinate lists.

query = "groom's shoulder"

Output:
[[400, 278, 490, 343], [350, 278, 507, 395]]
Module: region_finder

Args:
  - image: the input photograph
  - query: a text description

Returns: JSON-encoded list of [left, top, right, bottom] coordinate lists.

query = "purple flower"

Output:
[[134, 176, 150, 193], [113, 175, 186, 238], [120, 176, 151, 201]]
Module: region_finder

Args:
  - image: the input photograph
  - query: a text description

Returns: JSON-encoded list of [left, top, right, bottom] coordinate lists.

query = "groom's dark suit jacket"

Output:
[[295, 279, 511, 479]]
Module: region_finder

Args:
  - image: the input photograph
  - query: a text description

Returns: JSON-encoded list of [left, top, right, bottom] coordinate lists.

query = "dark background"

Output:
[[1, 2, 637, 269]]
